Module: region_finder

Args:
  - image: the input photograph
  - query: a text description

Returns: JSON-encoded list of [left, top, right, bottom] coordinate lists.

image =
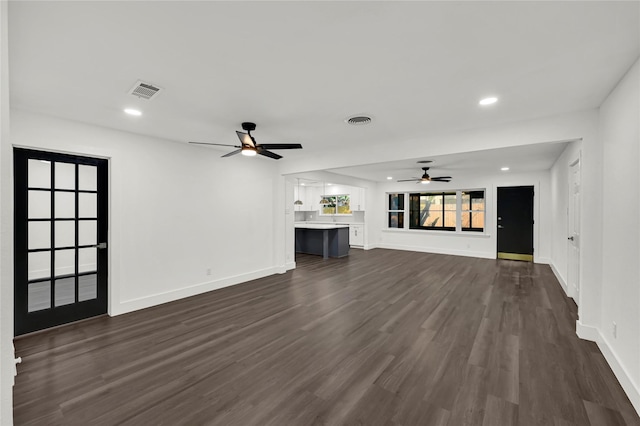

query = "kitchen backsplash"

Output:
[[295, 210, 365, 223]]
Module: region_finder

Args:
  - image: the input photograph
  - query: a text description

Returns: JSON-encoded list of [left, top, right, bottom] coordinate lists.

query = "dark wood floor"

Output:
[[13, 249, 640, 425]]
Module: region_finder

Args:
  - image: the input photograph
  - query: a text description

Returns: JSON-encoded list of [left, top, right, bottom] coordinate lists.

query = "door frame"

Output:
[[494, 182, 540, 262], [13, 146, 111, 335], [567, 155, 581, 305]]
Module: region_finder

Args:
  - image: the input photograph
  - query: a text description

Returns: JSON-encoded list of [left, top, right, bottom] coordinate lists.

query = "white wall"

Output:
[[598, 58, 640, 408], [371, 171, 552, 262], [9, 109, 286, 317], [0, 1, 14, 424]]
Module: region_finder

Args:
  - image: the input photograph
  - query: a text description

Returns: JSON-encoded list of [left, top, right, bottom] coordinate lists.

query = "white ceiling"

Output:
[[328, 140, 571, 182], [8, 1, 640, 171]]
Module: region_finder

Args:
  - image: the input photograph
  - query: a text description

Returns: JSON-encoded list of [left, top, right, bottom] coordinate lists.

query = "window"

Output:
[[387, 193, 404, 228], [321, 194, 351, 215], [409, 192, 457, 231], [461, 190, 485, 232]]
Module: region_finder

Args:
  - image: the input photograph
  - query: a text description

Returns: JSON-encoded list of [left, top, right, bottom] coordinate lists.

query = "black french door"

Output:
[[14, 148, 108, 336]]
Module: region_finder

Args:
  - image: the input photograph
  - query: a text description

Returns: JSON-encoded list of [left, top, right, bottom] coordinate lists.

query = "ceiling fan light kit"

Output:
[[189, 122, 303, 160]]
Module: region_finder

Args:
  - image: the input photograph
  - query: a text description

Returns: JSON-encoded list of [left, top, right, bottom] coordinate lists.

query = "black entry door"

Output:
[[497, 186, 534, 262], [14, 148, 108, 336]]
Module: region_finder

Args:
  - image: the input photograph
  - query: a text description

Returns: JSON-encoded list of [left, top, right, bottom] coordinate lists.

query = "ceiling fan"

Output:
[[189, 122, 302, 160], [397, 167, 451, 184]]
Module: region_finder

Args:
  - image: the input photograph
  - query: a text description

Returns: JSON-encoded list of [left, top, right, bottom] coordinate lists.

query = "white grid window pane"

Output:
[[55, 249, 75, 277], [78, 165, 97, 191], [79, 193, 97, 218], [79, 274, 97, 301], [28, 251, 50, 281], [78, 247, 97, 273], [28, 221, 51, 250], [55, 277, 75, 307], [54, 192, 75, 218], [55, 162, 75, 190], [78, 220, 97, 246], [28, 281, 51, 312], [28, 190, 50, 219], [54, 221, 75, 248], [28, 160, 51, 188]]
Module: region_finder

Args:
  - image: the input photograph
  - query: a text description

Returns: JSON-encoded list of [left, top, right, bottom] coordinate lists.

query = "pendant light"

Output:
[[294, 178, 303, 205]]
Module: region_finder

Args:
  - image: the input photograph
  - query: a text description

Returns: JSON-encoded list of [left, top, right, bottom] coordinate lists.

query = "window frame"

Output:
[[320, 193, 352, 216], [409, 191, 457, 231], [461, 190, 485, 232], [387, 193, 405, 228]]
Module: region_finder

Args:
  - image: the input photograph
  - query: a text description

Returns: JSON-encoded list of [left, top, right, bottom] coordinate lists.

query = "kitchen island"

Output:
[[294, 224, 350, 259]]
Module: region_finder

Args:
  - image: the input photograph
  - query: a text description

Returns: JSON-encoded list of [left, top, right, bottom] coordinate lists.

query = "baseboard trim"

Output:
[[549, 262, 569, 297], [112, 266, 280, 316], [285, 261, 296, 271], [576, 321, 640, 416], [535, 256, 552, 265], [376, 243, 495, 259]]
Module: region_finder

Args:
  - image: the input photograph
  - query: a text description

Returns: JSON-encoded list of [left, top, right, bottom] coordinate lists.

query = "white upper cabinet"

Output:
[[350, 187, 365, 211]]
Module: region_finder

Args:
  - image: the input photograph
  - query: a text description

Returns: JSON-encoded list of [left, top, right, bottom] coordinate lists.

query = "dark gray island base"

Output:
[[295, 224, 350, 259]]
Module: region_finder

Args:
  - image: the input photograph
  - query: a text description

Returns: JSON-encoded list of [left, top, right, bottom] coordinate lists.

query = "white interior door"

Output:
[[567, 158, 581, 303]]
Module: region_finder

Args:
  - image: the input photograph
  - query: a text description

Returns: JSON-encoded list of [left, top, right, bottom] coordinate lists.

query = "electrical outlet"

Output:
[[612, 321, 617, 338], [206, 268, 212, 276]]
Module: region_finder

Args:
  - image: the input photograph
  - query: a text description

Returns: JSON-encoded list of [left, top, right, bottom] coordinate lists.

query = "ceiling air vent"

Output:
[[128, 80, 162, 100], [346, 115, 372, 125]]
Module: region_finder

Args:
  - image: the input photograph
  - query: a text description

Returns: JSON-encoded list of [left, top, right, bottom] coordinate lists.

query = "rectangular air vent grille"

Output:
[[128, 80, 162, 100]]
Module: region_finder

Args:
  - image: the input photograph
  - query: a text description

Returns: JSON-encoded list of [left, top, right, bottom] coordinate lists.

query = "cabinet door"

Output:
[[350, 225, 364, 246]]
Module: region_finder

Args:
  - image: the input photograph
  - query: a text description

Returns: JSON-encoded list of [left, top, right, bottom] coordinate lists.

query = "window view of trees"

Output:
[[409, 192, 457, 230], [321, 195, 351, 215]]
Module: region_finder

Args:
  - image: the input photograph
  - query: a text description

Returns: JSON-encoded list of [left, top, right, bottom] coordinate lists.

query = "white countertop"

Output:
[[294, 223, 350, 230]]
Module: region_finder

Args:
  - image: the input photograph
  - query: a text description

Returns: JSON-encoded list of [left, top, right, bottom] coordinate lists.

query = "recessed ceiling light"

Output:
[[301, 183, 305, 186], [501, 167, 510, 171], [386, 176, 393, 180], [479, 97, 498, 106], [124, 108, 142, 116], [327, 183, 333, 186]]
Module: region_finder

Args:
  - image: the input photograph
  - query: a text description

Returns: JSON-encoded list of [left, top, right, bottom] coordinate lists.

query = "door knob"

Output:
[[567, 236, 574, 241]]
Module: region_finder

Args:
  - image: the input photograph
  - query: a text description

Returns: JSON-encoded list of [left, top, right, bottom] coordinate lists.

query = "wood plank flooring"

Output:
[[13, 249, 640, 425]]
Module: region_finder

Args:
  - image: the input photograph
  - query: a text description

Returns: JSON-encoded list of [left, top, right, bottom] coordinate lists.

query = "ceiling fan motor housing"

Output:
[[241, 122, 257, 132]]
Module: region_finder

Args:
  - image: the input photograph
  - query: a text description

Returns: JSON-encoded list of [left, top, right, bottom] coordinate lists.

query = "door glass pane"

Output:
[[79, 274, 97, 301], [54, 277, 75, 306], [55, 192, 75, 218], [28, 221, 51, 250], [54, 221, 75, 248], [54, 249, 75, 277], [55, 162, 75, 190], [28, 251, 50, 280], [78, 247, 97, 273], [28, 281, 51, 312], [28, 190, 50, 219], [78, 165, 97, 191], [78, 220, 97, 246], [79, 193, 97, 218], [28, 159, 51, 188]]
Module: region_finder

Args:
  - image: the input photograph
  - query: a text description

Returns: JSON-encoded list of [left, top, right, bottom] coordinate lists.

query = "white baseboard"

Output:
[[285, 261, 296, 271], [375, 243, 495, 259], [535, 256, 551, 265], [549, 262, 569, 297], [576, 321, 640, 417], [112, 266, 281, 316]]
